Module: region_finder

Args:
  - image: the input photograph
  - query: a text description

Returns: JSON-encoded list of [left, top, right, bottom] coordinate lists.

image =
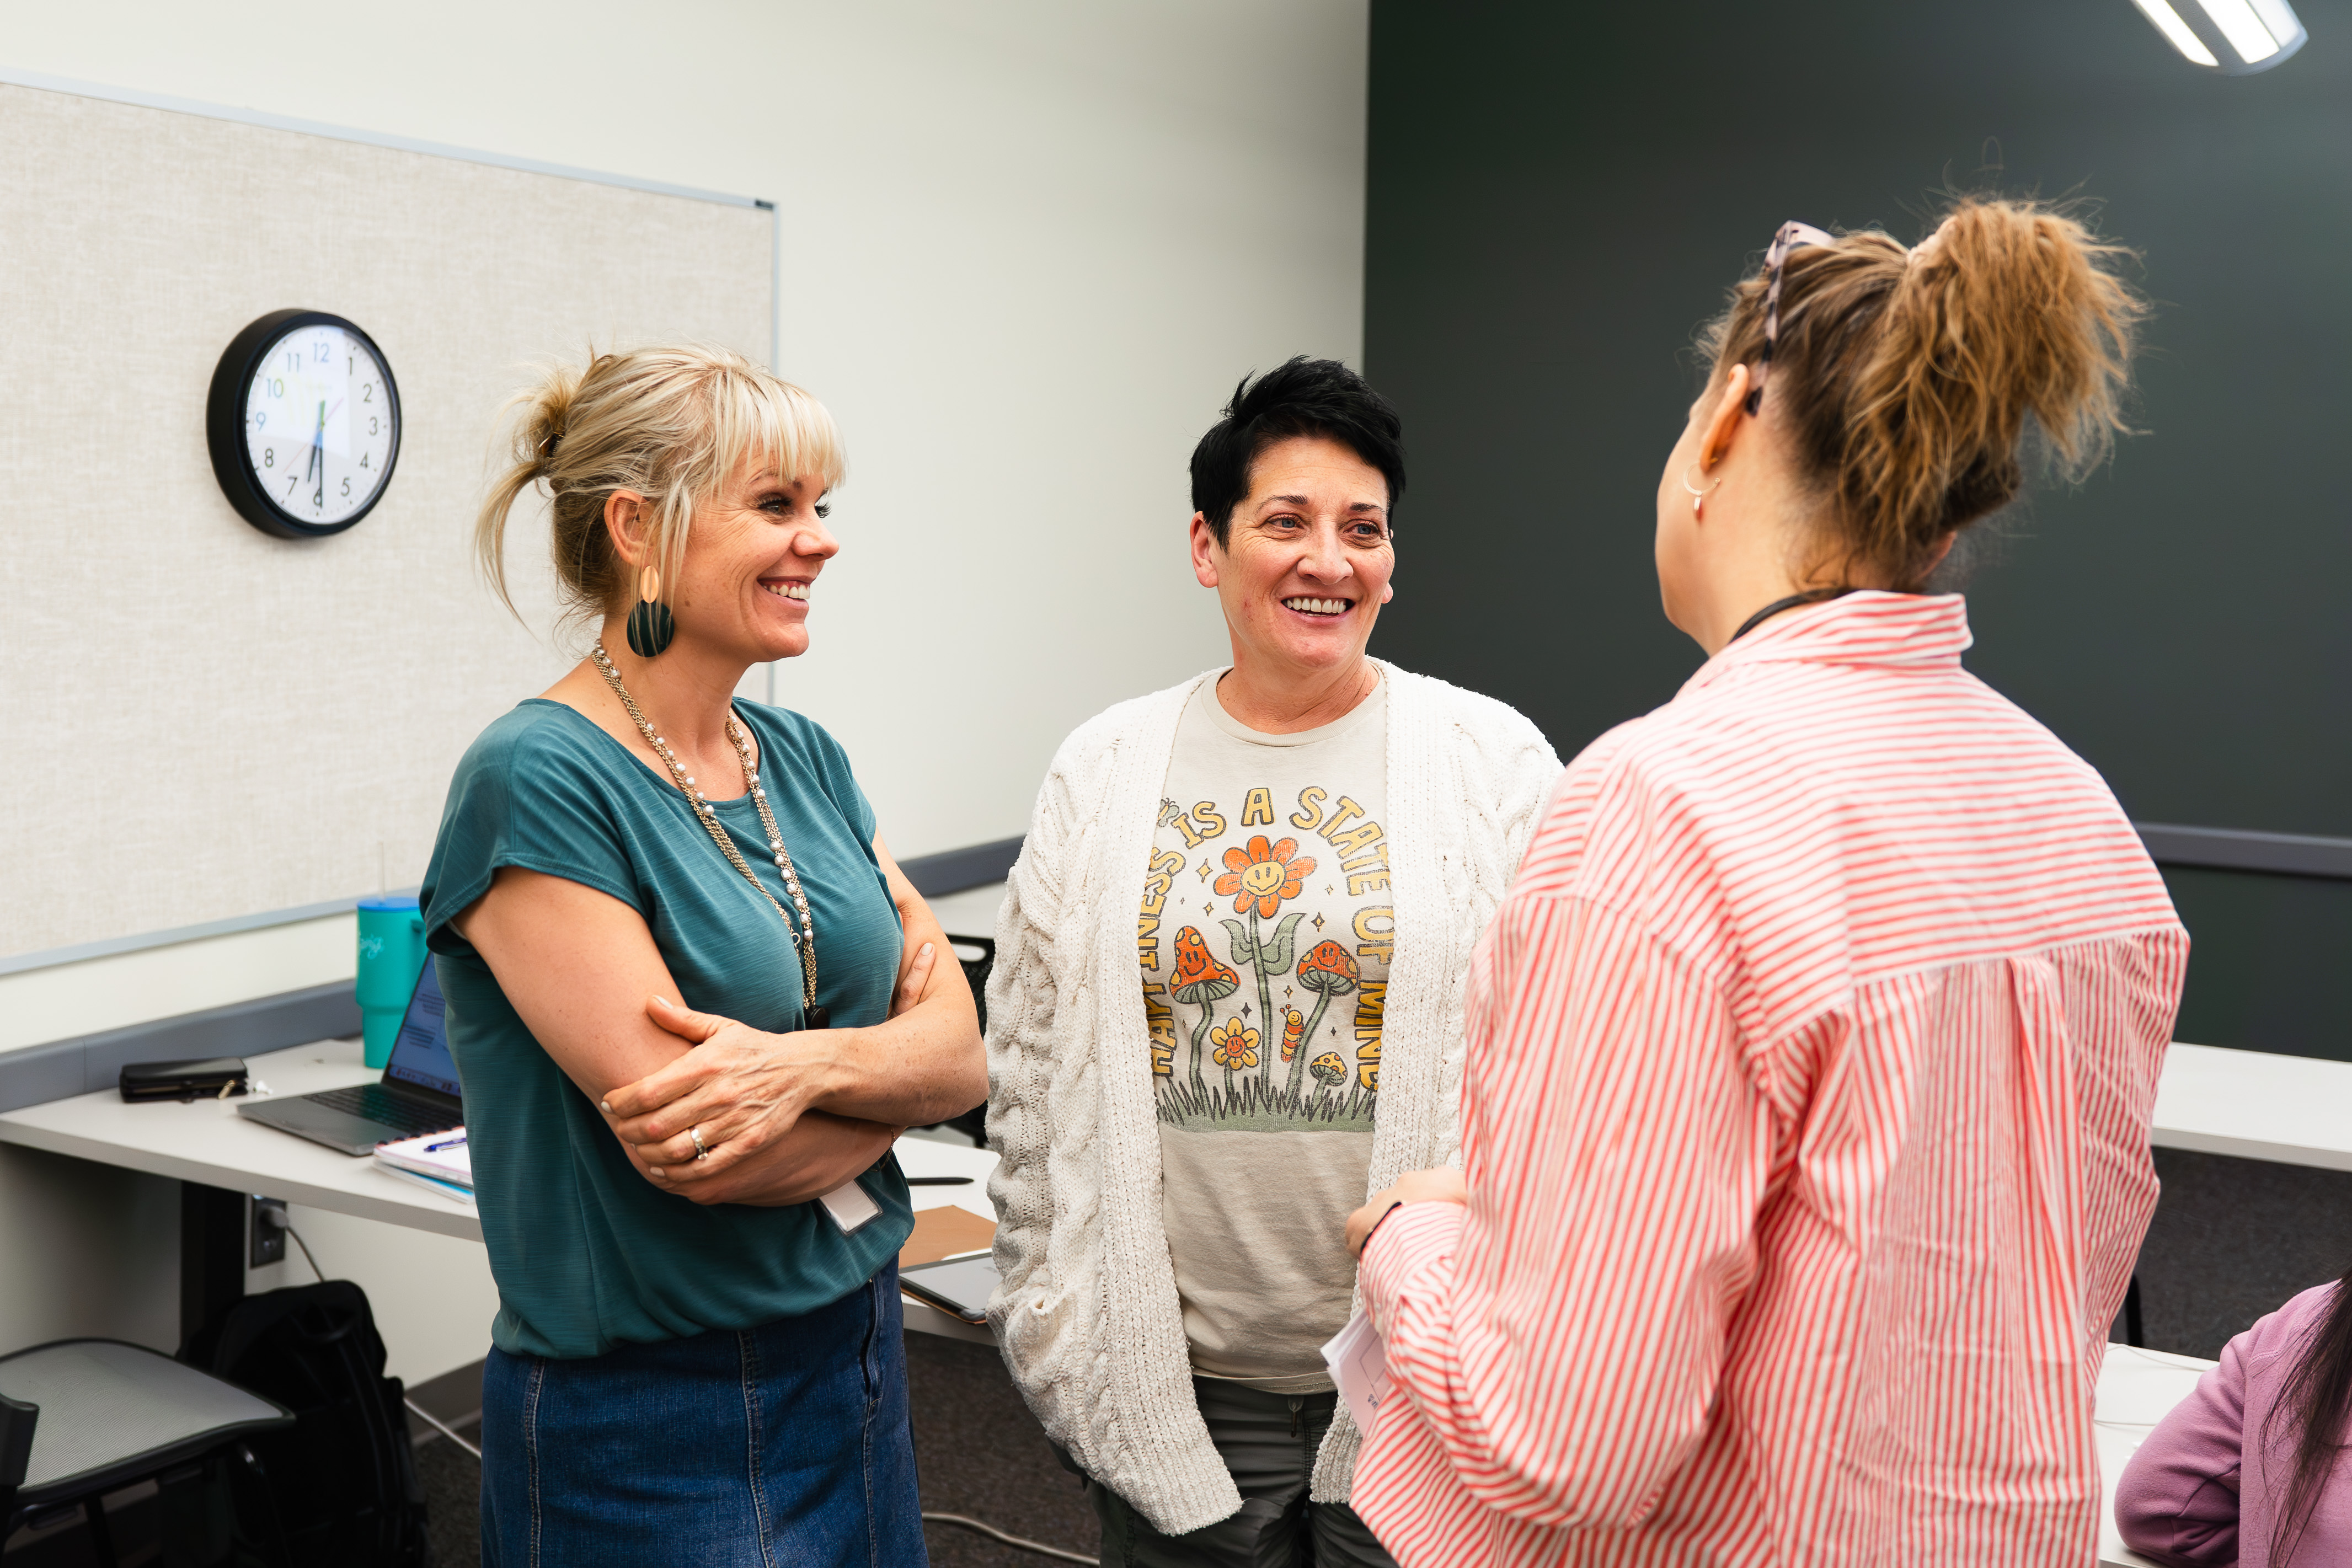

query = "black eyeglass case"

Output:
[[119, 1057, 250, 1103]]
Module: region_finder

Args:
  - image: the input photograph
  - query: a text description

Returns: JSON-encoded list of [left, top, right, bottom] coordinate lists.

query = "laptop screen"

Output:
[[383, 961, 462, 1100]]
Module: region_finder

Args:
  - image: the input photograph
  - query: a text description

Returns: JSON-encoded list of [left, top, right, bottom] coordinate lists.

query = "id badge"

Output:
[[820, 1180, 881, 1232]]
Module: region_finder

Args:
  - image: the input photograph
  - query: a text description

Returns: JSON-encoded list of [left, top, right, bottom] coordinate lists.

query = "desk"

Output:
[[0, 1037, 999, 1345], [2097, 1344, 2215, 1568], [2151, 1041, 2352, 1173]]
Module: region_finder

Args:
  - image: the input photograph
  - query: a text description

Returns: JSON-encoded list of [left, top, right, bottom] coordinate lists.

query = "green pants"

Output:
[[1073, 1380, 1398, 1567]]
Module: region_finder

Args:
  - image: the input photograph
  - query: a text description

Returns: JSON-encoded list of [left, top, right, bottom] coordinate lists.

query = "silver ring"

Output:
[[690, 1126, 709, 1161]]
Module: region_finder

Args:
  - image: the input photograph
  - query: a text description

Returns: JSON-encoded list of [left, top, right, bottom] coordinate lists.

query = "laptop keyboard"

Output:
[[305, 1084, 459, 1138]]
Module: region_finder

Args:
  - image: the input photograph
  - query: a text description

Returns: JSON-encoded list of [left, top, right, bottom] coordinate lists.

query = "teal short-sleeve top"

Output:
[[419, 698, 912, 1360]]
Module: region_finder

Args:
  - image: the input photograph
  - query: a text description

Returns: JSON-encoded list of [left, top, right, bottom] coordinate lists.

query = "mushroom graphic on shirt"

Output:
[[1308, 1051, 1348, 1090], [1289, 940, 1361, 1097], [1169, 927, 1238, 1091]]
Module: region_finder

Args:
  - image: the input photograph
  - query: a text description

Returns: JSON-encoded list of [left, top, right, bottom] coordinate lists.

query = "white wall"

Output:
[[4, 0, 1367, 860], [0, 2, 1366, 1381]]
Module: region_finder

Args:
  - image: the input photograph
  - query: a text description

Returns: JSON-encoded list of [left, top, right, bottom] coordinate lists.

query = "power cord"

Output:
[[254, 1202, 326, 1286], [404, 1397, 483, 1460], [921, 1512, 1097, 1564], [283, 1222, 325, 1287]]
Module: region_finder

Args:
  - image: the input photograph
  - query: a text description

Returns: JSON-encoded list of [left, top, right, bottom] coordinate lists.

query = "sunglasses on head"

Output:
[[1743, 221, 1837, 416]]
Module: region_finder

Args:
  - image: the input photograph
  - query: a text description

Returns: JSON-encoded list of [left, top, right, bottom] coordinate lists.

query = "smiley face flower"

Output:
[[1210, 1019, 1260, 1071], [1214, 836, 1316, 919]]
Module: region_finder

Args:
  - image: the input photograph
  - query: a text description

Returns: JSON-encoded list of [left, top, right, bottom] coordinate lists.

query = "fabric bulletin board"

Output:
[[0, 79, 774, 960]]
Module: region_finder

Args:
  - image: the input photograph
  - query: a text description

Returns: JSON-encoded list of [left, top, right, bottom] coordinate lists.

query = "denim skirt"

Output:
[[480, 1261, 926, 1567]]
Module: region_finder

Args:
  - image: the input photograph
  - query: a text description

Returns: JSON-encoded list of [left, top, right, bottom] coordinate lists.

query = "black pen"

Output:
[[905, 1176, 973, 1186]]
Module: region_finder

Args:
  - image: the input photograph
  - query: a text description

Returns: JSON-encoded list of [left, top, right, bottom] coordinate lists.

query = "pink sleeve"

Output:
[[1359, 892, 1766, 1529], [2113, 1339, 2248, 1567]]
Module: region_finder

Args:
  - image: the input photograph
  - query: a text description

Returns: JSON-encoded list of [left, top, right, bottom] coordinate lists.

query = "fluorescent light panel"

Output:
[[2245, 0, 2308, 51], [2197, 0, 2282, 62], [2131, 0, 2220, 65]]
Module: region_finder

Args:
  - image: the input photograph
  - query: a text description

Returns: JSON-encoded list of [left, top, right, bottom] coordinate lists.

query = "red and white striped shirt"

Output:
[[1354, 592, 2188, 1567]]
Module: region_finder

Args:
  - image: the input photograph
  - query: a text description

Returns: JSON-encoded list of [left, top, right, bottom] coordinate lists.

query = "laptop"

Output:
[[240, 961, 463, 1156]]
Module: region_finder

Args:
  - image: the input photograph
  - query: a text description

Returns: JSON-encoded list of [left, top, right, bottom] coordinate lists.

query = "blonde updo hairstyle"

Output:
[[475, 345, 845, 630], [1701, 196, 2147, 591]]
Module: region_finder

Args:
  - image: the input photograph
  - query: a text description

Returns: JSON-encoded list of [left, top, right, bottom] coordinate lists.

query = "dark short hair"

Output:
[[1189, 357, 1405, 548]]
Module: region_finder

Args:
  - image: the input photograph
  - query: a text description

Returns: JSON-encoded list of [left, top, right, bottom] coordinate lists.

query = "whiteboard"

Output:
[[0, 82, 773, 959]]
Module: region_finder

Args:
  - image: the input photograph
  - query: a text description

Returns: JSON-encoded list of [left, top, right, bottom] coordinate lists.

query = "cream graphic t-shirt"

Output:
[[1137, 672, 1390, 1391]]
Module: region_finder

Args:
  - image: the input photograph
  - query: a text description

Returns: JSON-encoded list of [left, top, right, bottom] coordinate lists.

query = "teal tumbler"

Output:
[[355, 895, 427, 1068]]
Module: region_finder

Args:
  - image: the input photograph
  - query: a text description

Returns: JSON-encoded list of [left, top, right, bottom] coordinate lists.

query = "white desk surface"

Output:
[[2097, 1344, 2214, 1568], [0, 1038, 487, 1240], [2151, 1041, 2352, 1172], [0, 1037, 1001, 1334]]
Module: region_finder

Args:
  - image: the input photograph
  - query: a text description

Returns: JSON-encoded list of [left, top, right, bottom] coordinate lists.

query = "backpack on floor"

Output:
[[182, 1280, 428, 1568]]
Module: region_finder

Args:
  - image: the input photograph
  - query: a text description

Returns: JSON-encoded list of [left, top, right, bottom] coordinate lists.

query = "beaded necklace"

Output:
[[590, 641, 825, 1026]]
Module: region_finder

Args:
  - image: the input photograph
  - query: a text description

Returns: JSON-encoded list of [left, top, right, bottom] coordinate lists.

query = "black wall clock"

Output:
[[207, 309, 402, 539]]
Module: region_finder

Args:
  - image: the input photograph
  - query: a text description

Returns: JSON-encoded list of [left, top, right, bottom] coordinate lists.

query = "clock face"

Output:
[[243, 323, 397, 527], [207, 310, 403, 539]]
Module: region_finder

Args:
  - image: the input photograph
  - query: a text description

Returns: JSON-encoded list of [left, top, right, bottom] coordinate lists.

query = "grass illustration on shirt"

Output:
[[1138, 787, 1390, 1133]]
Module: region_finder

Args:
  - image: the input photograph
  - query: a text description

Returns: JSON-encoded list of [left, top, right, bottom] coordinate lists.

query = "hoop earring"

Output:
[[626, 566, 676, 658], [1681, 463, 1722, 516]]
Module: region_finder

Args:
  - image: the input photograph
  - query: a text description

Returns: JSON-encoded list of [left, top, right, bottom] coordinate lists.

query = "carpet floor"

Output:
[[410, 1333, 1099, 1567]]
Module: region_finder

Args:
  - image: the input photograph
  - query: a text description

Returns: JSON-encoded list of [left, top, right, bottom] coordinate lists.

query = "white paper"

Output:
[[820, 1179, 882, 1232], [1321, 1309, 1394, 1438], [375, 1128, 472, 1186]]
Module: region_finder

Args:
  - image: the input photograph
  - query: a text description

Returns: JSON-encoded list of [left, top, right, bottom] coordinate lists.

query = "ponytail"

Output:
[[1702, 197, 2147, 588], [475, 360, 589, 621]]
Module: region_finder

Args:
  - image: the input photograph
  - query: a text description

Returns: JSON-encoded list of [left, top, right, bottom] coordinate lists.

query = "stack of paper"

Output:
[[1321, 1309, 1394, 1438], [374, 1130, 473, 1208]]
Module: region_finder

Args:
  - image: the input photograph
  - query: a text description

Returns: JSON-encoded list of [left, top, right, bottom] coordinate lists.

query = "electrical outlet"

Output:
[[249, 1196, 287, 1268]]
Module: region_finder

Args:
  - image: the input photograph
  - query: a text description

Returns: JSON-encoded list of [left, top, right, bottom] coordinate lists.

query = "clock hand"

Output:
[[311, 399, 325, 507]]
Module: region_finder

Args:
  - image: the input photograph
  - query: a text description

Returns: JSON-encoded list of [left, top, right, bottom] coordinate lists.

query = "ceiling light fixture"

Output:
[[2130, 0, 2308, 74]]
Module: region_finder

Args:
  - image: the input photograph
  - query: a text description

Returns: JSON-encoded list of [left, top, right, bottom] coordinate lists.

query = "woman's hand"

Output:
[[600, 994, 842, 1183], [1346, 1167, 1468, 1259], [646, 1107, 897, 1207], [892, 940, 938, 1019]]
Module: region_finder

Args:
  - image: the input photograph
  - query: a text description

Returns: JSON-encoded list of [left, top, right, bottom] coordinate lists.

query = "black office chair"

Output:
[[936, 934, 995, 1145], [0, 1337, 294, 1566]]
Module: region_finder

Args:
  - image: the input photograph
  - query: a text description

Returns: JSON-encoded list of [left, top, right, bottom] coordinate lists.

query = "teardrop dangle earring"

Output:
[[1681, 463, 1722, 517], [626, 566, 676, 657]]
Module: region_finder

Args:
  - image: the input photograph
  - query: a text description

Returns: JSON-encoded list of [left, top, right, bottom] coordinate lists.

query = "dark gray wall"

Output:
[[1364, 2, 2352, 1059]]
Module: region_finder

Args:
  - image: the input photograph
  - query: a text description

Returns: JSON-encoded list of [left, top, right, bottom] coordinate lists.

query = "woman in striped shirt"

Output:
[[1340, 197, 2190, 1566]]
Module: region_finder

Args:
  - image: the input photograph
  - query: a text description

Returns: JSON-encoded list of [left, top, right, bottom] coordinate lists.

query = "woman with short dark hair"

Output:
[[986, 357, 1560, 1566]]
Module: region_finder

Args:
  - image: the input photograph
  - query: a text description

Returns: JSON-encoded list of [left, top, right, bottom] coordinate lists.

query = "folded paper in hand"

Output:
[[1321, 1309, 1394, 1438]]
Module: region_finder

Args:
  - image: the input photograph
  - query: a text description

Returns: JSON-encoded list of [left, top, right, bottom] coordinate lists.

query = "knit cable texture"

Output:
[[985, 661, 1560, 1534]]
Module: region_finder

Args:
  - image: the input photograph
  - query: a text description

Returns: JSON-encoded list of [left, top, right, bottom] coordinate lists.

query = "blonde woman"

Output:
[[420, 347, 983, 1566]]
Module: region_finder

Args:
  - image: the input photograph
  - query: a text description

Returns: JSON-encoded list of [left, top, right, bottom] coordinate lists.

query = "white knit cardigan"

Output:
[[984, 661, 1560, 1534]]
